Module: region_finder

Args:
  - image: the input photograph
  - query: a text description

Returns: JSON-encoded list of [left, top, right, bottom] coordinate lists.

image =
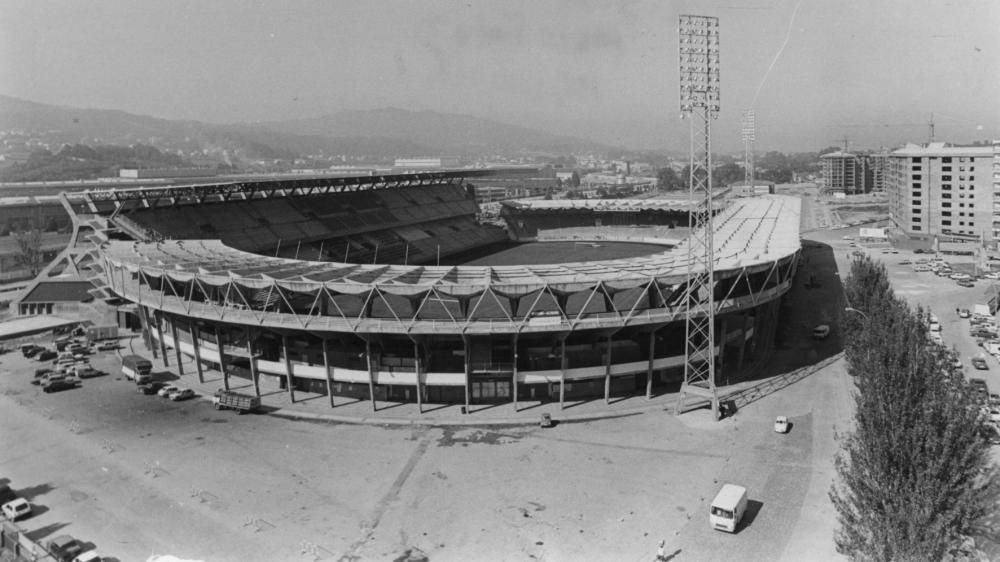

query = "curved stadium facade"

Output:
[[62, 171, 801, 411]]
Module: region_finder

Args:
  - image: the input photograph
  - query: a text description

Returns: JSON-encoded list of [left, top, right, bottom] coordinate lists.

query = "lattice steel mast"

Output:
[[676, 14, 721, 418], [743, 110, 755, 191]]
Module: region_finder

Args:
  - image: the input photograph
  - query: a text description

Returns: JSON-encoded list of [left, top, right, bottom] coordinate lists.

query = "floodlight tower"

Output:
[[742, 110, 756, 191], [676, 14, 721, 419]]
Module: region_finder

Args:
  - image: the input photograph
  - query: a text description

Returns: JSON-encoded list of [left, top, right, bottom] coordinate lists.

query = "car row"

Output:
[[135, 381, 195, 401]]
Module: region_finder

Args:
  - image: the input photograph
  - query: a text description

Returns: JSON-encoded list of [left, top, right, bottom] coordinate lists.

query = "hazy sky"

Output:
[[2, 0, 998, 152]]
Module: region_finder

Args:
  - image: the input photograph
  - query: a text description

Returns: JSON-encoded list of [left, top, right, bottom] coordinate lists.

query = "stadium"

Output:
[[54, 170, 801, 412]]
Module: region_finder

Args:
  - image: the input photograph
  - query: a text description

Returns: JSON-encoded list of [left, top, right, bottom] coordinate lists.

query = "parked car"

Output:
[[95, 340, 118, 351], [47, 535, 84, 562], [168, 388, 195, 401], [774, 416, 790, 433], [36, 349, 58, 361], [21, 344, 44, 358], [899, 259, 912, 265], [157, 384, 180, 398], [72, 551, 103, 562], [958, 280, 976, 288], [959, 308, 971, 318], [1, 498, 31, 520], [138, 381, 165, 395], [973, 357, 990, 370], [812, 325, 831, 340], [74, 366, 102, 379], [31, 368, 54, 385], [950, 273, 971, 281]]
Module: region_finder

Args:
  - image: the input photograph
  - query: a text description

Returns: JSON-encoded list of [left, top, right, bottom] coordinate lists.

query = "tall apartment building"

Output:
[[886, 142, 994, 241], [821, 151, 871, 194]]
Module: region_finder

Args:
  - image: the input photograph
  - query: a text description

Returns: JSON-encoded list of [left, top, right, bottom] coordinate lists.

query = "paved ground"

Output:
[[0, 189, 874, 562]]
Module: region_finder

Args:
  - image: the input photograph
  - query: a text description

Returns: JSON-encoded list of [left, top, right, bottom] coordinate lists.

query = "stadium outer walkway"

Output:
[[131, 334, 839, 428]]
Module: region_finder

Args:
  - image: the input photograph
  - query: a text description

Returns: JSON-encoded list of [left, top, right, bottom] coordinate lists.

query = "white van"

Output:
[[709, 484, 748, 533]]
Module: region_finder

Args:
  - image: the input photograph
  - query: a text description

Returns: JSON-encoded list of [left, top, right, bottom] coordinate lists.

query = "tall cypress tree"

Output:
[[831, 255, 999, 560]]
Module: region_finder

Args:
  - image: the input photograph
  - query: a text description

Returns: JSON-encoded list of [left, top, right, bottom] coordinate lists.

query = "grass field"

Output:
[[443, 241, 668, 267]]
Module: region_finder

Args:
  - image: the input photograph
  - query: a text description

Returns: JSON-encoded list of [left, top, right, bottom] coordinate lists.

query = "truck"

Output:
[[121, 354, 153, 382], [709, 484, 748, 533], [86, 325, 119, 344], [975, 303, 993, 318], [213, 389, 260, 414]]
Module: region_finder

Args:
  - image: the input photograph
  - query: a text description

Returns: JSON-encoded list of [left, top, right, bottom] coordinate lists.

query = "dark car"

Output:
[[138, 381, 165, 395], [47, 534, 84, 562], [972, 357, 990, 370], [22, 345, 44, 358], [31, 368, 54, 385], [36, 349, 58, 361], [971, 329, 997, 339], [42, 378, 78, 394], [958, 280, 976, 288]]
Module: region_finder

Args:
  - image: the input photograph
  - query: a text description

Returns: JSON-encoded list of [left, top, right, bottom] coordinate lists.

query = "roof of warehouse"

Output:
[[21, 280, 95, 303], [99, 195, 801, 292]]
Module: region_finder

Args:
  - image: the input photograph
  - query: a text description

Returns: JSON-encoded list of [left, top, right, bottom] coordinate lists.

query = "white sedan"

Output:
[[1, 498, 31, 521], [774, 416, 790, 433], [157, 384, 180, 397]]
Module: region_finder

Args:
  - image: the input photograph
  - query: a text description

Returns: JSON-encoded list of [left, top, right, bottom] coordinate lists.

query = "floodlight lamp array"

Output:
[[741, 110, 756, 142], [678, 15, 721, 114]]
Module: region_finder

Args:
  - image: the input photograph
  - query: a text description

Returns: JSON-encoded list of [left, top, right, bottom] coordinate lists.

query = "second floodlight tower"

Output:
[[676, 14, 721, 418]]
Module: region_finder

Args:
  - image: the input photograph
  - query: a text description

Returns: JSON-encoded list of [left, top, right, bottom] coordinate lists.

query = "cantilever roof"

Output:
[[501, 198, 709, 212], [99, 195, 800, 295]]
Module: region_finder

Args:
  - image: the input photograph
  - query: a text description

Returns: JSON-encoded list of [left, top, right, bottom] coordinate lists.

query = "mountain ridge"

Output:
[[0, 95, 612, 158]]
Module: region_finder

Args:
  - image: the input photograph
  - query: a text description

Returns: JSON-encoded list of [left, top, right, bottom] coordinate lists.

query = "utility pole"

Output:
[[676, 14, 722, 419]]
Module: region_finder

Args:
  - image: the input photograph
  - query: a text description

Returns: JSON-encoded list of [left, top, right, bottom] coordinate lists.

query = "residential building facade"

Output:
[[886, 143, 994, 241]]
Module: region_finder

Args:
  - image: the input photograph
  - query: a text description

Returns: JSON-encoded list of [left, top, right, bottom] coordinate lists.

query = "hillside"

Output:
[[257, 108, 611, 155], [0, 96, 610, 159]]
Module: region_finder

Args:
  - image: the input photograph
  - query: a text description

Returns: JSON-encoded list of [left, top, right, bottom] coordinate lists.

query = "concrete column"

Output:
[[736, 312, 750, 371], [137, 306, 153, 354], [247, 330, 260, 397], [282, 334, 295, 404], [717, 315, 728, 385], [365, 338, 377, 412], [322, 338, 334, 408], [559, 337, 567, 410], [511, 334, 519, 412], [154, 312, 169, 367], [214, 330, 229, 391], [413, 340, 422, 414], [191, 324, 205, 384], [646, 330, 656, 399], [462, 335, 471, 413], [604, 334, 613, 404], [169, 317, 184, 375]]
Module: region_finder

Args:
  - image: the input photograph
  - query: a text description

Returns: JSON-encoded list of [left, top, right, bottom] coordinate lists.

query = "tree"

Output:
[[712, 162, 744, 187], [831, 255, 999, 561], [13, 227, 44, 277], [656, 167, 684, 191]]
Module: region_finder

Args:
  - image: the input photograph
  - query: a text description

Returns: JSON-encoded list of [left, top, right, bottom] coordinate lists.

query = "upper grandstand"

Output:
[[68, 170, 528, 266]]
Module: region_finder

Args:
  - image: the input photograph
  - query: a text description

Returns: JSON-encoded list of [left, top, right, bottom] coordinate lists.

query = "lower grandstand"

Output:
[[49, 171, 801, 411]]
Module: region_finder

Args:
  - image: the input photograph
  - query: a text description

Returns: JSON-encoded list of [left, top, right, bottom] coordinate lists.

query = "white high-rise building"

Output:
[[886, 142, 994, 241]]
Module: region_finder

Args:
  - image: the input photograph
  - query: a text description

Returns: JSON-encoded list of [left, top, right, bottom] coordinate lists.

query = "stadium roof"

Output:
[[501, 199, 708, 212], [99, 196, 800, 296]]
